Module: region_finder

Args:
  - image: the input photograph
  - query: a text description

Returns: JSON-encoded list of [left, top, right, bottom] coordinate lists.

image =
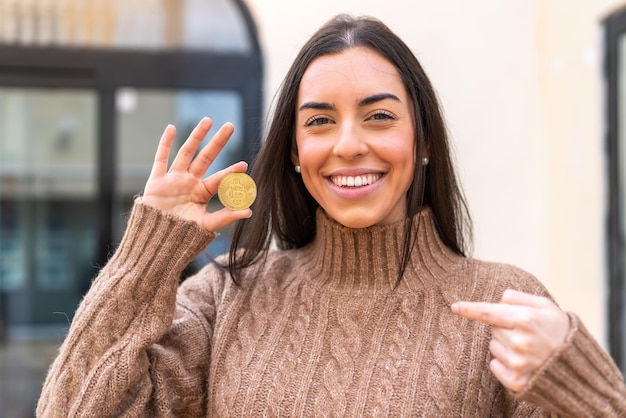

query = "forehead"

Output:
[[298, 47, 405, 100]]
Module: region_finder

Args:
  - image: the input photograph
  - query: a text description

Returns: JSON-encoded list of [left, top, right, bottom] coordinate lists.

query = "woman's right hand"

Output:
[[141, 117, 252, 232]]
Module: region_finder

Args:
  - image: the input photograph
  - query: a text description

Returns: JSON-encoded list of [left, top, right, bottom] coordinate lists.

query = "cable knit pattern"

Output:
[[429, 291, 467, 412], [368, 296, 416, 416], [37, 202, 626, 417], [315, 297, 368, 417], [263, 284, 314, 416]]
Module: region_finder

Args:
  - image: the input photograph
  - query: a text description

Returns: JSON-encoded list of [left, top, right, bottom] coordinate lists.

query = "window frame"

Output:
[[0, 0, 263, 292], [605, 6, 626, 372]]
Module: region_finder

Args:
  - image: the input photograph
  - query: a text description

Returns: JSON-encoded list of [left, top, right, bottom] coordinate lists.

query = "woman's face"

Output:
[[294, 47, 416, 228]]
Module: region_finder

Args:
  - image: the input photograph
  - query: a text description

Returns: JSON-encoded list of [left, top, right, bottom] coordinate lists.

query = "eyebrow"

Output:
[[358, 93, 401, 106], [298, 101, 334, 111], [298, 92, 401, 112]]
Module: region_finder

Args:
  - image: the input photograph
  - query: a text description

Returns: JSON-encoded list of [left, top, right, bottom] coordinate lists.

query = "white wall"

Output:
[[248, 0, 626, 346]]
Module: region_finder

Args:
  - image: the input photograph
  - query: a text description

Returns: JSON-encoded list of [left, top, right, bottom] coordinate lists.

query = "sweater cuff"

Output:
[[516, 312, 626, 416], [110, 199, 217, 276]]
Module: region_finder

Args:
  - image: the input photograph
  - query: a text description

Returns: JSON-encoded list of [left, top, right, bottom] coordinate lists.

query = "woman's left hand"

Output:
[[451, 289, 571, 392]]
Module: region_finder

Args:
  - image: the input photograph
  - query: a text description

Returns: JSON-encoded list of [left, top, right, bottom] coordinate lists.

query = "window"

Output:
[[0, 1, 262, 416], [115, 88, 246, 257]]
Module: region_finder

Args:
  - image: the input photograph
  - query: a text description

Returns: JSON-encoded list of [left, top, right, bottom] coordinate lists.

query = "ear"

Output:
[[291, 145, 299, 167], [420, 140, 431, 159]]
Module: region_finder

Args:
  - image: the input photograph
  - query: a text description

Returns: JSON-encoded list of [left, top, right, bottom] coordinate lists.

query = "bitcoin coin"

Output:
[[217, 172, 257, 211]]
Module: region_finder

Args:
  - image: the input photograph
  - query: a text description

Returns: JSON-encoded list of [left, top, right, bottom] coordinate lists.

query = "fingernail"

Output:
[[451, 303, 459, 313]]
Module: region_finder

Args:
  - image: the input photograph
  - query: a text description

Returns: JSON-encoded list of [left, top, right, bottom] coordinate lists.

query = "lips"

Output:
[[329, 173, 383, 187]]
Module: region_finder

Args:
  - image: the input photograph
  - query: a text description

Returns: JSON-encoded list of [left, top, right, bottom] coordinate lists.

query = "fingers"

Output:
[[489, 336, 536, 392], [489, 357, 530, 393], [451, 300, 519, 329], [201, 207, 252, 232], [492, 327, 531, 352], [150, 124, 176, 179], [501, 289, 554, 309], [170, 117, 214, 172], [452, 289, 570, 393], [202, 160, 249, 196], [189, 122, 235, 178], [451, 290, 557, 329], [149, 118, 237, 182], [142, 117, 253, 230], [491, 328, 544, 369]]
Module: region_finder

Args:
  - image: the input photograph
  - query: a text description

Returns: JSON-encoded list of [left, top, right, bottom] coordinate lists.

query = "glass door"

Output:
[[0, 87, 98, 415], [0, 1, 263, 414], [115, 88, 245, 271]]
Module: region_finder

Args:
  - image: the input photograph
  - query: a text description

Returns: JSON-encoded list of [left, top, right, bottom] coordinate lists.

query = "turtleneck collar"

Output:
[[298, 207, 464, 296]]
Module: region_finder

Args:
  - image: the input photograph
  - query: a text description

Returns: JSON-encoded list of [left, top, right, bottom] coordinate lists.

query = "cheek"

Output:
[[382, 139, 416, 187], [295, 139, 326, 166], [378, 139, 415, 165]]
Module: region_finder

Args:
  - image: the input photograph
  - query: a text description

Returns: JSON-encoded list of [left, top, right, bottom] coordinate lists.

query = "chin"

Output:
[[339, 220, 376, 229], [326, 211, 380, 229], [324, 205, 408, 228]]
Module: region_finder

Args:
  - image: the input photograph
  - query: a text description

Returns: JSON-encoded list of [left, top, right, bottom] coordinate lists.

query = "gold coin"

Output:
[[217, 172, 257, 211]]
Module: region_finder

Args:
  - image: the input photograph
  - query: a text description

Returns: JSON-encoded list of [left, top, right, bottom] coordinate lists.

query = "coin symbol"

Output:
[[217, 172, 257, 211]]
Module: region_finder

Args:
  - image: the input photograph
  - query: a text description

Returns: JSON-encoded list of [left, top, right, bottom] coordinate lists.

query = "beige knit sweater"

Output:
[[37, 202, 626, 417]]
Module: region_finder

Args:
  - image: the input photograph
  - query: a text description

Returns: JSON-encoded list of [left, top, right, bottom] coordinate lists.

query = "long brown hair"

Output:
[[224, 14, 472, 283]]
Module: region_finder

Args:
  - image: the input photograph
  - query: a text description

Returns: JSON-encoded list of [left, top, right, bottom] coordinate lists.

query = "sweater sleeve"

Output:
[[36, 201, 217, 417], [515, 312, 626, 417], [472, 264, 626, 417]]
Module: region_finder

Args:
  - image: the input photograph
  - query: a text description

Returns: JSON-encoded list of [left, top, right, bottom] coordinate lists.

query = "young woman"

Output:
[[37, 14, 626, 417]]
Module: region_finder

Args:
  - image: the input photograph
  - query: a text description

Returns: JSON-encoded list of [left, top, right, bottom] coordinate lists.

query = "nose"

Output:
[[332, 123, 368, 160]]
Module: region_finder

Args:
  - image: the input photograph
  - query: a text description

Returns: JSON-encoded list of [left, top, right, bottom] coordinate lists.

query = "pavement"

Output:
[[0, 340, 60, 418]]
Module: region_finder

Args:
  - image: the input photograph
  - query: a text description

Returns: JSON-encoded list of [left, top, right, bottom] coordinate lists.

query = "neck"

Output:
[[297, 208, 463, 296]]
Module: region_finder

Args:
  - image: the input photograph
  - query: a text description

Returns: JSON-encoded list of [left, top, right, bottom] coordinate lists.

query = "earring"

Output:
[[295, 165, 301, 173], [422, 157, 429, 166]]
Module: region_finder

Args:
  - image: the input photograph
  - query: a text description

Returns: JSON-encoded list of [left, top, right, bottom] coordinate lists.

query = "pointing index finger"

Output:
[[451, 301, 519, 329]]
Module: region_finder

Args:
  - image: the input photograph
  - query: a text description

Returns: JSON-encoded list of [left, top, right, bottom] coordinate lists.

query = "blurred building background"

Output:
[[0, 0, 263, 415], [1, 0, 626, 416]]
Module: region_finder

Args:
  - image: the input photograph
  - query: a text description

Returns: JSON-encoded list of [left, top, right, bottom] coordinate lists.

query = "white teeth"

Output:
[[331, 174, 382, 187]]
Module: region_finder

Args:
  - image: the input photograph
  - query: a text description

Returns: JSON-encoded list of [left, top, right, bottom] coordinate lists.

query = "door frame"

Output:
[[605, 6, 626, 371], [0, 0, 263, 320]]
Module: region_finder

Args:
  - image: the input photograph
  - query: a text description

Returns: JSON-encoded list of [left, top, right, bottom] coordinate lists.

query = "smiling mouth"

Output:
[[330, 173, 383, 187]]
